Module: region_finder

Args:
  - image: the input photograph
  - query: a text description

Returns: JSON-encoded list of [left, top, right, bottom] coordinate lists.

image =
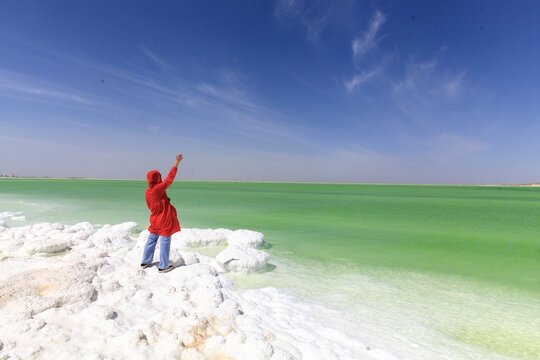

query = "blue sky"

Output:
[[1, 0, 539, 183]]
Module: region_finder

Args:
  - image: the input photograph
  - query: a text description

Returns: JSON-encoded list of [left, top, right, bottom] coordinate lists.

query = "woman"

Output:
[[141, 153, 183, 273]]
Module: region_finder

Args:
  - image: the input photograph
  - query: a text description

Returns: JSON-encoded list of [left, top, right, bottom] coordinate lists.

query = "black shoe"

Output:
[[158, 265, 174, 273], [140, 263, 151, 269]]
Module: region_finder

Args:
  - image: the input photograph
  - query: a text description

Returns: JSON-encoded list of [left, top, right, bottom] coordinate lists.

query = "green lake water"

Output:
[[1, 179, 539, 360]]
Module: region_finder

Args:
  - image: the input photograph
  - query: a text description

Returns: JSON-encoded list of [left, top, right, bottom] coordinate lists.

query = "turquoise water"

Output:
[[1, 179, 539, 359]]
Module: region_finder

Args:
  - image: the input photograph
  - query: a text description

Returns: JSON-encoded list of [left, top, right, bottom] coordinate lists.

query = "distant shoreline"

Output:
[[1, 177, 540, 187]]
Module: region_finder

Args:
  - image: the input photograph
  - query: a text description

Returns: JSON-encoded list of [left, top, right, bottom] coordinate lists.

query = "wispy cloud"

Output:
[[344, 10, 388, 92], [344, 52, 392, 92], [442, 70, 467, 98], [141, 46, 171, 72], [0, 70, 90, 104], [344, 67, 381, 92], [392, 49, 468, 128], [0, 32, 325, 165], [274, 0, 330, 42], [72, 55, 309, 143], [352, 11, 386, 60], [189, 74, 309, 143], [196, 83, 258, 110], [427, 133, 489, 162]]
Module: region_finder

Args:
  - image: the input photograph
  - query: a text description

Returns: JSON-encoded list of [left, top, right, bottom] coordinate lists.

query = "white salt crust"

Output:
[[0, 211, 24, 218], [0, 211, 26, 221], [0, 220, 396, 360], [216, 245, 270, 273]]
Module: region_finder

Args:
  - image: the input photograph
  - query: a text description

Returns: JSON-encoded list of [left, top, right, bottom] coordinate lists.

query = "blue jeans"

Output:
[[142, 232, 171, 269]]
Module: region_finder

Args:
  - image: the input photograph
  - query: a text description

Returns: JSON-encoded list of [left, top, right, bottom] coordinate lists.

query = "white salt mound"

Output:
[[228, 229, 265, 249], [217, 245, 270, 273], [172, 228, 233, 247], [0, 220, 394, 360], [138, 227, 269, 273], [89, 222, 137, 250]]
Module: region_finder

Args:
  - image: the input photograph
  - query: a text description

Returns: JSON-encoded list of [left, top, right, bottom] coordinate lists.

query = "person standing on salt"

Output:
[[141, 153, 183, 273]]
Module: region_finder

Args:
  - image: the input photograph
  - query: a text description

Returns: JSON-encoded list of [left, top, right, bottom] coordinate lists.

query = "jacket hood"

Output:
[[147, 170, 162, 187]]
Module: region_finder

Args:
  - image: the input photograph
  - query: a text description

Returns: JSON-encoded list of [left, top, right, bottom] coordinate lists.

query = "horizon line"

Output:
[[1, 177, 539, 187]]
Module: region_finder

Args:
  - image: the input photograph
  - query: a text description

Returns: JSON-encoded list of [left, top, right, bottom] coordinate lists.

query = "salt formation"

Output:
[[0, 220, 280, 359], [216, 246, 270, 273], [0, 211, 25, 221], [0, 219, 392, 360], [140, 228, 269, 273], [171, 228, 233, 247], [0, 211, 24, 217], [228, 229, 265, 249]]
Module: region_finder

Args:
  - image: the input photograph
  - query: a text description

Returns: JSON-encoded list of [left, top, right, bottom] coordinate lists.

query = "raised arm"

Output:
[[159, 153, 183, 190], [173, 153, 183, 168]]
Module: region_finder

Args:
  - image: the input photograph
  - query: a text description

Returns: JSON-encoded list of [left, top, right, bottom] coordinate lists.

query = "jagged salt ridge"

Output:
[[0, 220, 394, 360]]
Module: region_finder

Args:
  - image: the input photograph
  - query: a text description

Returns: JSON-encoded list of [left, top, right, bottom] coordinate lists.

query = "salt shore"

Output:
[[0, 217, 395, 360]]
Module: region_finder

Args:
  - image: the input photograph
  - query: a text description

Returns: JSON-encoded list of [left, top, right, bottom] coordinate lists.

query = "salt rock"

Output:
[[197, 254, 226, 273], [0, 221, 102, 257], [68, 222, 95, 232], [12, 226, 31, 239], [174, 263, 219, 287], [181, 348, 205, 360], [29, 223, 54, 236], [179, 251, 200, 266], [228, 229, 265, 249], [105, 222, 138, 232], [216, 246, 270, 273], [90, 230, 130, 250], [0, 263, 96, 319], [217, 331, 275, 360], [171, 228, 232, 247], [154, 333, 184, 358], [137, 229, 150, 242], [85, 305, 118, 320], [169, 248, 185, 266], [89, 222, 137, 250], [23, 237, 69, 255], [51, 223, 65, 230], [101, 279, 121, 292]]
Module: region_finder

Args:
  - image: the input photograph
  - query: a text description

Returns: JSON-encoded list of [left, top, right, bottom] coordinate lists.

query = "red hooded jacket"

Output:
[[145, 166, 181, 237]]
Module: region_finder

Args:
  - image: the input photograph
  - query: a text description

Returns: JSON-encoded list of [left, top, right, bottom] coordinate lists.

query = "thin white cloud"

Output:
[[427, 133, 489, 162], [0, 70, 90, 104], [442, 70, 467, 98], [196, 83, 260, 111], [352, 11, 386, 60], [392, 50, 468, 128], [344, 53, 392, 92], [345, 11, 388, 92], [70, 56, 310, 143], [274, 0, 301, 17], [2, 84, 88, 103], [274, 0, 330, 42], [190, 79, 309, 143], [141, 46, 171, 71], [344, 67, 380, 92]]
